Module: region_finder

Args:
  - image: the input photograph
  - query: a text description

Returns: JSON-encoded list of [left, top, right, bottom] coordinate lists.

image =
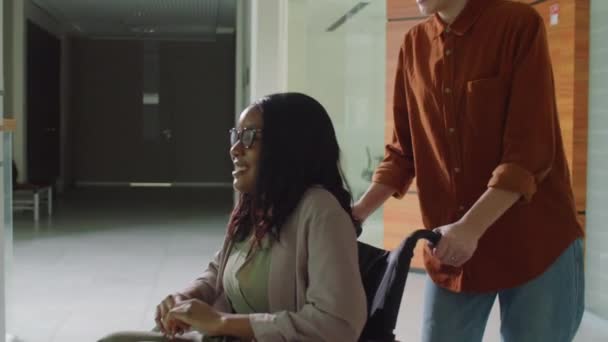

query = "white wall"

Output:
[[4, 0, 25, 183], [248, 0, 288, 101], [585, 0, 608, 320], [235, 0, 247, 115], [0, 0, 4, 90]]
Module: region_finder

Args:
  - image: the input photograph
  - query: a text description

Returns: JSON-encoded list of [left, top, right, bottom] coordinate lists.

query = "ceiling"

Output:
[[31, 0, 237, 40]]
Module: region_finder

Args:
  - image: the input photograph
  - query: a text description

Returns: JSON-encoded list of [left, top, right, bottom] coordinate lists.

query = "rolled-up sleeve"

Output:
[[488, 13, 556, 202], [372, 45, 415, 198]]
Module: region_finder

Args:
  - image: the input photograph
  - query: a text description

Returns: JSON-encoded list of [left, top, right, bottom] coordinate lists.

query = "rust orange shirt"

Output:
[[373, 0, 583, 292]]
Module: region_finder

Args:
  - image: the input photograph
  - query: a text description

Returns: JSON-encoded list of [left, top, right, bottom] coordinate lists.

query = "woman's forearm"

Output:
[[217, 314, 255, 340], [459, 187, 520, 238], [354, 182, 398, 221]]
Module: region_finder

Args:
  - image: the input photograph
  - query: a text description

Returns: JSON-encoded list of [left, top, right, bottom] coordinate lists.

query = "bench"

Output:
[[13, 184, 53, 221]]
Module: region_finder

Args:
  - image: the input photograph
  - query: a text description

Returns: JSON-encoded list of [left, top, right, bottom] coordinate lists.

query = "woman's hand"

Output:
[[432, 220, 481, 267], [431, 188, 521, 267], [156, 293, 192, 336], [167, 299, 225, 336]]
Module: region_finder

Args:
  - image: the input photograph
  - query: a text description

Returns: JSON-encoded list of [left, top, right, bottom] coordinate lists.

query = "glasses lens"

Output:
[[230, 129, 238, 146], [241, 130, 255, 148]]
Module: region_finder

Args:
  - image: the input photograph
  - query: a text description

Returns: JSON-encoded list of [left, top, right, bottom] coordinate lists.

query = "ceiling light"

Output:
[[131, 27, 156, 34]]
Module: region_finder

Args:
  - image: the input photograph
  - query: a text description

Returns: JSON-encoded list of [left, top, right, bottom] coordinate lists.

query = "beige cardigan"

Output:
[[180, 187, 367, 341]]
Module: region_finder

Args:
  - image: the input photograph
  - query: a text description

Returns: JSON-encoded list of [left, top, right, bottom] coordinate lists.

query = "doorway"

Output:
[[26, 20, 61, 185]]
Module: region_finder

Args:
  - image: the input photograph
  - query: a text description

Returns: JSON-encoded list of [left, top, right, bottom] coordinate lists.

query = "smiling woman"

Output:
[[98, 93, 367, 342], [229, 108, 264, 194]]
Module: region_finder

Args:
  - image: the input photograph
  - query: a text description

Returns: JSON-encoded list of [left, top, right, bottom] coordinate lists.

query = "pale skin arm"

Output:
[[354, 182, 520, 267], [435, 187, 520, 266], [353, 182, 398, 222]]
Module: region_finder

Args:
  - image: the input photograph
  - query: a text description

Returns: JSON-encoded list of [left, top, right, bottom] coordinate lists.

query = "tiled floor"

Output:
[[7, 188, 608, 342]]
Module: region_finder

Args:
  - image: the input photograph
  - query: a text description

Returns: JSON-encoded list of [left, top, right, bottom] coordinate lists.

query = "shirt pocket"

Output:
[[464, 77, 509, 139]]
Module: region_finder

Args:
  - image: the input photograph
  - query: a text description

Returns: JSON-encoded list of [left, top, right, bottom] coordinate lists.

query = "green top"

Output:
[[222, 235, 272, 314]]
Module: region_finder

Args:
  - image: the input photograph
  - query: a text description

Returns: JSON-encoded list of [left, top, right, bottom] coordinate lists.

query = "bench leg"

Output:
[[34, 192, 40, 222]]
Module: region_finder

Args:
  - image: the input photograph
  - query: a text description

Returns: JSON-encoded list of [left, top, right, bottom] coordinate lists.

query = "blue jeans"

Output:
[[422, 238, 584, 342]]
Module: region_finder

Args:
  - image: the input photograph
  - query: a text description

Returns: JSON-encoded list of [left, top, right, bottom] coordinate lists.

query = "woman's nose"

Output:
[[230, 140, 244, 158]]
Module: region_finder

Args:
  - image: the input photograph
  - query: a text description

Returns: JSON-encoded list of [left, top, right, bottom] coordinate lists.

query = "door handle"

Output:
[[162, 129, 172, 140]]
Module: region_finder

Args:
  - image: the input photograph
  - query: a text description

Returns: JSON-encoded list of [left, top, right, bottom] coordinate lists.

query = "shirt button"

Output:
[[459, 205, 466, 211], [446, 49, 452, 56], [449, 127, 455, 134], [444, 87, 452, 94], [454, 167, 461, 173], [445, 27, 451, 33]]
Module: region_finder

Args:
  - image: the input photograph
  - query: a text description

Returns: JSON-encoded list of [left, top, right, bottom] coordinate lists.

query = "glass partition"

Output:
[[286, 0, 387, 246]]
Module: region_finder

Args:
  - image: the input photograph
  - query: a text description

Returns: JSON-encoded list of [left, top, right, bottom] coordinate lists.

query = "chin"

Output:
[[233, 180, 253, 194], [418, 5, 438, 15], [233, 182, 245, 193]]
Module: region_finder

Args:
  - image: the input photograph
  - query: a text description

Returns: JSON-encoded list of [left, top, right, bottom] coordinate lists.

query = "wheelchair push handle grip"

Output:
[[409, 229, 442, 247]]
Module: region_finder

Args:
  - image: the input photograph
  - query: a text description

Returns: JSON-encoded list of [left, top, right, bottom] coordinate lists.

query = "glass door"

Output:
[[285, 0, 387, 247]]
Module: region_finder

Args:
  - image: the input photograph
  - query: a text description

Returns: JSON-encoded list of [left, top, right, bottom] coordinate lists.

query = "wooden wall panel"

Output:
[[0, 119, 17, 132], [536, 0, 576, 189], [573, 0, 590, 215], [385, 20, 427, 268], [383, 0, 589, 267], [533, 0, 589, 215], [384, 190, 427, 267]]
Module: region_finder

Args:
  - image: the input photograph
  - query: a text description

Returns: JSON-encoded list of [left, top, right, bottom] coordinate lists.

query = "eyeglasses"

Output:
[[229, 128, 263, 149]]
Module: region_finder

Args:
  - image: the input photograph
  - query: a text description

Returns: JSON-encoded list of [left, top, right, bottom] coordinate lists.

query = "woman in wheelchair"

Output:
[[99, 93, 367, 342]]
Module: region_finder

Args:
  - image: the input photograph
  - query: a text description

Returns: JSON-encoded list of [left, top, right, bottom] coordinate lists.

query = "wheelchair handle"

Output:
[[398, 229, 442, 261], [365, 228, 443, 338], [409, 229, 442, 247]]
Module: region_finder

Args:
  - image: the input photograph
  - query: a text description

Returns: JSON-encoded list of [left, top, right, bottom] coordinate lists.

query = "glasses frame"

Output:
[[229, 127, 263, 149]]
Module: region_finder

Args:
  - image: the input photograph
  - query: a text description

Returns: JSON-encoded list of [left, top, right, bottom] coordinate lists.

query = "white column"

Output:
[[2, 2, 20, 340], [586, 0, 608, 320], [7, 0, 25, 183], [285, 0, 309, 92], [0, 0, 7, 339], [249, 0, 289, 101]]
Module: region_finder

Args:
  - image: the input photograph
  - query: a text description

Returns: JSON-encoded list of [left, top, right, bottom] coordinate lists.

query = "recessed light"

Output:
[[131, 27, 156, 33]]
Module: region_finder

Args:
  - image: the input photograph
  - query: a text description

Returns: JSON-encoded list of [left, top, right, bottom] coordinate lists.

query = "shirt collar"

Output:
[[431, 0, 495, 38]]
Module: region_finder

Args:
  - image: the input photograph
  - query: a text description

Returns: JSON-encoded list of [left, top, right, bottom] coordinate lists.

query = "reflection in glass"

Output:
[[286, 0, 386, 246]]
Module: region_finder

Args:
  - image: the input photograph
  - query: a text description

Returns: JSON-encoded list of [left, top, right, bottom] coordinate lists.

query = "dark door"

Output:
[[131, 41, 175, 184], [26, 20, 61, 185], [71, 38, 235, 186], [160, 38, 235, 185], [71, 39, 143, 183]]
